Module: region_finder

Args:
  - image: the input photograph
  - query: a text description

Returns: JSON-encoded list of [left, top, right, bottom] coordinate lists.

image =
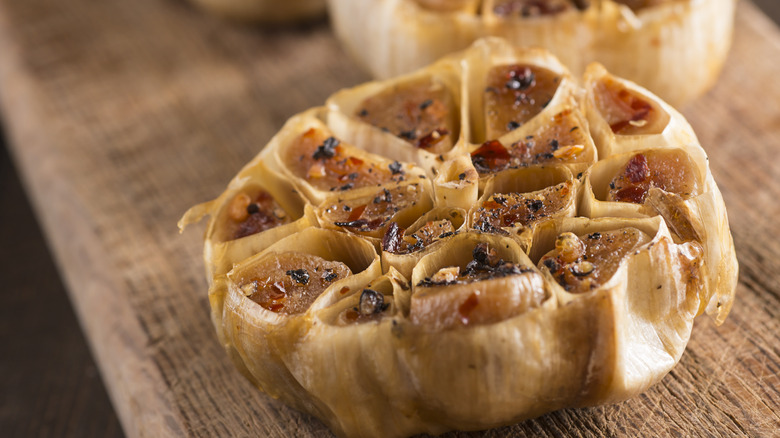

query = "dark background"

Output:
[[1, 2, 778, 437]]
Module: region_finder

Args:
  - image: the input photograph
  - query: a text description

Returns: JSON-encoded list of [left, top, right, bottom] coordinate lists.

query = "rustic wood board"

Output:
[[0, 0, 778, 436]]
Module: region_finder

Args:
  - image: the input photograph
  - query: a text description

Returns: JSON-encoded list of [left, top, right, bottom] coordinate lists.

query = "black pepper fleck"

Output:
[[389, 161, 403, 175], [313, 137, 340, 160], [286, 269, 309, 285]]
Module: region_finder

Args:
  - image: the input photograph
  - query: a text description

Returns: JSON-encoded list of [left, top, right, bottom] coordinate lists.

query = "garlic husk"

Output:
[[221, 228, 380, 407], [583, 62, 698, 160], [187, 0, 325, 23], [532, 216, 705, 401], [327, 0, 735, 105], [432, 155, 479, 210], [580, 147, 736, 323]]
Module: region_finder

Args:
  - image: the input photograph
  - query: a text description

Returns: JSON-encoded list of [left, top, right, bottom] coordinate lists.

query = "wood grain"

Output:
[[0, 0, 777, 437]]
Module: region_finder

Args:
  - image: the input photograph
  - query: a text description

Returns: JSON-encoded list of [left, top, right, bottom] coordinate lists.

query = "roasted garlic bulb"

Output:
[[187, 0, 325, 22], [180, 38, 737, 438], [327, 0, 736, 105]]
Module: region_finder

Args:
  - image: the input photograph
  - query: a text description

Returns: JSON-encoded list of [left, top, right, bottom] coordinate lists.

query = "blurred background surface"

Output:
[[1, 1, 778, 437]]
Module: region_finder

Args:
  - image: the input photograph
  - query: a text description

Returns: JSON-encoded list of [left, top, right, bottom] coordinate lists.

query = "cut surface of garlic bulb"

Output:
[[327, 0, 736, 105], [180, 38, 737, 438]]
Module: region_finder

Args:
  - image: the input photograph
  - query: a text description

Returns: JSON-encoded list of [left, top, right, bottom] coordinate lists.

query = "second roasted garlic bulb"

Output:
[[327, 0, 736, 105]]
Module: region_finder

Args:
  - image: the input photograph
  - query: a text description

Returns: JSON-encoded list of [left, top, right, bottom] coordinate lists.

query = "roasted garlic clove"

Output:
[[327, 64, 465, 173], [432, 155, 479, 210], [483, 63, 563, 140], [221, 228, 380, 405], [381, 207, 467, 279], [264, 112, 427, 205], [582, 148, 704, 220], [409, 232, 550, 331], [316, 268, 411, 325], [469, 165, 579, 249], [314, 179, 434, 240], [538, 227, 652, 294], [583, 63, 697, 159]]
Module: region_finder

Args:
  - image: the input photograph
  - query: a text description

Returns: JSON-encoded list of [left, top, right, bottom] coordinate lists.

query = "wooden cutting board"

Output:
[[0, 0, 778, 436]]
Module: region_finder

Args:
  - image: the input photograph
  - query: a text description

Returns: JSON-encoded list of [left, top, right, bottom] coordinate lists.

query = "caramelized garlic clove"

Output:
[[314, 179, 435, 240], [583, 63, 698, 159], [483, 63, 563, 140], [581, 148, 704, 220], [409, 232, 550, 331], [380, 207, 467, 279], [469, 165, 579, 247], [326, 63, 465, 173], [538, 226, 652, 294], [267, 114, 429, 205]]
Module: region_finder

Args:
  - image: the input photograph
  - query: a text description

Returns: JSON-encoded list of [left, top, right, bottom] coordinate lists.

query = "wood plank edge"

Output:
[[0, 6, 190, 438]]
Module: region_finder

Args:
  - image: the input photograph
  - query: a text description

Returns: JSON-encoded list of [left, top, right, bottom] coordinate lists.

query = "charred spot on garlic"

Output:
[[505, 67, 535, 90], [358, 289, 389, 316], [313, 137, 340, 160], [323, 269, 339, 282], [471, 140, 511, 174], [389, 161, 403, 175], [382, 221, 402, 253]]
